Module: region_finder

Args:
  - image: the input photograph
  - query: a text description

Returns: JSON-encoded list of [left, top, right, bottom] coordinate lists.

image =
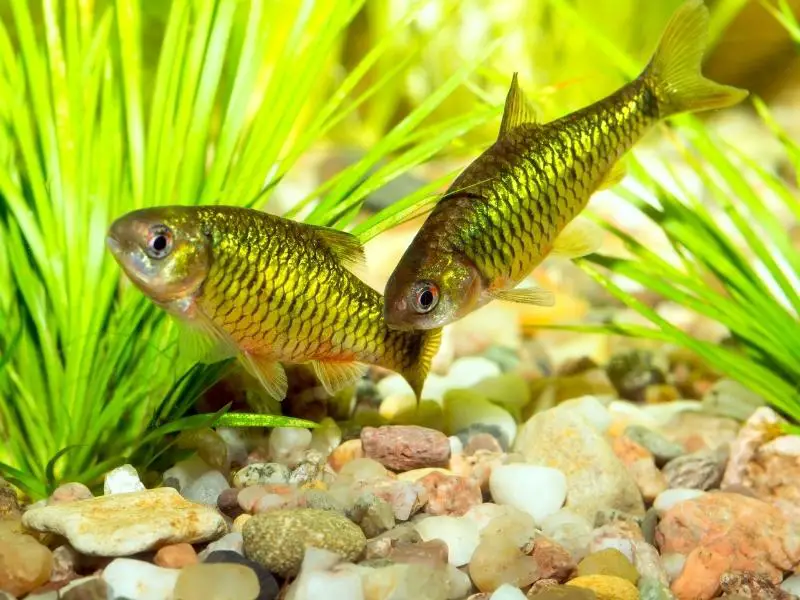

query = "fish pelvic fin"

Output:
[[311, 360, 368, 395], [550, 216, 604, 259], [645, 0, 748, 117], [401, 327, 443, 402], [240, 352, 289, 403], [498, 72, 538, 139]]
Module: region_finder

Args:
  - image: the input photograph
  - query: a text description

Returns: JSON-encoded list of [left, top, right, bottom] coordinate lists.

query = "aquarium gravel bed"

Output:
[[2, 333, 799, 600]]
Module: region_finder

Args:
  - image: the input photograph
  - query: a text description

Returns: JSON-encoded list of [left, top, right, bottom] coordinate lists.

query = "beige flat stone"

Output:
[[22, 487, 227, 556]]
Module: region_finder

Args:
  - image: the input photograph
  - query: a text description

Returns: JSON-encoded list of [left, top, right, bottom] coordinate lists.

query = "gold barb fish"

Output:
[[106, 206, 441, 402], [383, 0, 748, 331]]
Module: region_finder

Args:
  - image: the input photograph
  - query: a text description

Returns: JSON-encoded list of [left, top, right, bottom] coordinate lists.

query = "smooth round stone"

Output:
[[378, 395, 444, 429], [446, 357, 502, 388], [292, 569, 364, 600], [268, 428, 312, 465], [337, 458, 389, 484], [489, 464, 567, 523], [177, 428, 229, 471], [463, 503, 509, 533], [539, 510, 594, 561], [479, 507, 537, 548], [49, 482, 93, 505], [447, 563, 472, 599], [623, 425, 685, 465], [182, 470, 229, 505], [216, 428, 249, 468], [162, 456, 214, 492], [780, 573, 800, 595], [414, 515, 480, 567], [101, 558, 179, 600], [174, 563, 259, 600], [443, 389, 516, 447], [59, 575, 110, 599], [377, 373, 415, 398], [489, 583, 527, 600], [652, 489, 706, 515], [198, 532, 244, 560], [309, 418, 342, 456], [564, 396, 613, 433], [472, 373, 531, 410], [567, 574, 638, 600], [204, 550, 279, 600], [0, 533, 52, 597], [577, 549, 639, 584], [103, 464, 145, 495], [659, 553, 685, 583], [233, 463, 291, 488]]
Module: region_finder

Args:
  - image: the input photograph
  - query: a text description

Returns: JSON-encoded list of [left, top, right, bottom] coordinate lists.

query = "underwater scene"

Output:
[[0, 0, 799, 598]]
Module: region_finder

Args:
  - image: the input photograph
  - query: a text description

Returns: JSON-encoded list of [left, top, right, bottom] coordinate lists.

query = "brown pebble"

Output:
[[361, 425, 450, 472], [154, 543, 198, 568], [217, 488, 244, 519], [48, 482, 93, 505], [388, 539, 449, 568], [0, 485, 21, 518], [61, 576, 111, 600], [464, 433, 503, 455], [328, 439, 365, 472], [530, 537, 576, 582], [527, 578, 560, 597]]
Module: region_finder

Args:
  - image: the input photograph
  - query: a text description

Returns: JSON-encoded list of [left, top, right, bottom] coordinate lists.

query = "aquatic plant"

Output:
[[549, 2, 800, 427], [0, 0, 499, 498]]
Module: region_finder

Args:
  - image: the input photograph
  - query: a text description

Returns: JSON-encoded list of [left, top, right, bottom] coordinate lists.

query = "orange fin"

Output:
[[498, 72, 538, 139], [488, 286, 555, 306], [241, 353, 288, 402], [597, 161, 627, 190], [310, 225, 367, 275], [311, 360, 367, 395], [550, 217, 604, 259]]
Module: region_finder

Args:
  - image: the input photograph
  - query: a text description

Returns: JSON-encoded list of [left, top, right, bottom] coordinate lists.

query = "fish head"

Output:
[[106, 206, 211, 311], [383, 246, 482, 331]]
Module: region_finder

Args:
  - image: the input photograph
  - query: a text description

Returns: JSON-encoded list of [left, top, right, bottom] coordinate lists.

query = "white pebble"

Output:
[[490, 583, 527, 600], [421, 373, 450, 403], [162, 455, 213, 491], [463, 502, 508, 533], [446, 563, 472, 600], [489, 464, 566, 523], [539, 509, 593, 561], [216, 428, 249, 466], [562, 395, 613, 433], [448, 436, 463, 456], [269, 427, 312, 464], [197, 532, 243, 560], [413, 516, 480, 567], [377, 373, 414, 398], [661, 552, 687, 583], [102, 558, 179, 600], [653, 488, 706, 515], [446, 357, 502, 388], [291, 569, 364, 600], [104, 464, 145, 495], [781, 573, 800, 595], [181, 470, 229, 505]]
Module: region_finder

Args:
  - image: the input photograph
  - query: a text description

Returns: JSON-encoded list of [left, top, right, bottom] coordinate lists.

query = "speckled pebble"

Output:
[[242, 508, 366, 577], [233, 463, 291, 488]]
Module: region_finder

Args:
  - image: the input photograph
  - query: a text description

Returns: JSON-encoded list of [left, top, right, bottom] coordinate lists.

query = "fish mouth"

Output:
[[105, 235, 122, 255]]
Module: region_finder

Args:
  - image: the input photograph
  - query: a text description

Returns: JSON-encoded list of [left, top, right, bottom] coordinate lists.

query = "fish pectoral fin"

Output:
[[175, 312, 239, 367], [498, 72, 538, 139], [310, 225, 367, 275], [597, 161, 627, 190], [240, 353, 288, 402], [310, 360, 367, 395], [550, 216, 604, 259], [488, 286, 555, 306]]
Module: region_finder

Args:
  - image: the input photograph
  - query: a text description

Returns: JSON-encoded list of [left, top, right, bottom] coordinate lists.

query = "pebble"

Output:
[[0, 533, 53, 597], [472, 373, 531, 411], [720, 570, 795, 600], [162, 455, 214, 492], [48, 483, 93, 505], [291, 567, 364, 600], [233, 463, 291, 488], [656, 492, 800, 600], [363, 562, 451, 600], [577, 549, 639, 584], [528, 586, 599, 599], [60, 576, 111, 600], [414, 515, 480, 567], [513, 400, 644, 522], [309, 417, 343, 456], [489, 464, 567, 523], [659, 411, 739, 454], [182, 469, 230, 505], [567, 574, 640, 600], [0, 484, 21, 519], [443, 389, 517, 450], [701, 378, 765, 421], [216, 487, 243, 519], [662, 447, 727, 490], [173, 563, 260, 600], [419, 472, 483, 516], [490, 584, 528, 600], [469, 530, 540, 592], [177, 428, 229, 471], [539, 510, 594, 561], [204, 551, 279, 600], [327, 439, 365, 472], [611, 436, 667, 503], [361, 425, 451, 472], [154, 543, 198, 568], [348, 493, 396, 537], [198, 532, 244, 559], [605, 349, 666, 403], [217, 428, 250, 469], [49, 544, 79, 583], [268, 427, 312, 468], [21, 487, 227, 556], [242, 508, 366, 577], [781, 574, 800, 596], [103, 464, 145, 495], [378, 394, 446, 430], [636, 576, 675, 600], [530, 536, 576, 582], [232, 513, 252, 533], [364, 523, 422, 560], [447, 356, 502, 388], [101, 558, 180, 600], [623, 426, 684, 466], [367, 479, 427, 521], [652, 488, 706, 515]]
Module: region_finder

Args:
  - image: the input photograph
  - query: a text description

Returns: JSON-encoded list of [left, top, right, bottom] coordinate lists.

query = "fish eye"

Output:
[[410, 281, 439, 314], [145, 224, 173, 259]]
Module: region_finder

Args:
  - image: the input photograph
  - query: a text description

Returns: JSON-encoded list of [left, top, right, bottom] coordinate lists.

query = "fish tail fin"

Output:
[[401, 327, 443, 403], [645, 0, 748, 118]]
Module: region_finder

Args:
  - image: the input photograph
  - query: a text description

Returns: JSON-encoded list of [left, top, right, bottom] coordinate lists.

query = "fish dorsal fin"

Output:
[[597, 161, 627, 190], [488, 286, 555, 306], [311, 360, 367, 395], [240, 352, 289, 402], [311, 225, 367, 275], [550, 216, 604, 259], [498, 72, 538, 139]]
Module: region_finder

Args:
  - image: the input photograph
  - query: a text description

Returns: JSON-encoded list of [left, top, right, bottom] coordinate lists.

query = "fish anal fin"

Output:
[[311, 226, 367, 274], [597, 161, 627, 190], [241, 352, 288, 402], [488, 286, 555, 306], [551, 216, 604, 259], [311, 360, 367, 395], [498, 72, 538, 139]]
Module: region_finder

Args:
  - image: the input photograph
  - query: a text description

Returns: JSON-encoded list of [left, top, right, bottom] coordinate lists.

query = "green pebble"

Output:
[[624, 425, 685, 465], [577, 548, 639, 585], [638, 576, 677, 600], [242, 508, 366, 578]]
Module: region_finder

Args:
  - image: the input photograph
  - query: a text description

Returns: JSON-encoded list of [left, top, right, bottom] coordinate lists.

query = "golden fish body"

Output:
[[106, 205, 441, 402], [383, 0, 748, 331]]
